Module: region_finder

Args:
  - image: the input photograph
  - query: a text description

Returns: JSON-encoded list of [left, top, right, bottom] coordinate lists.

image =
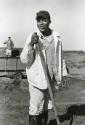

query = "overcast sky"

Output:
[[0, 0, 85, 50]]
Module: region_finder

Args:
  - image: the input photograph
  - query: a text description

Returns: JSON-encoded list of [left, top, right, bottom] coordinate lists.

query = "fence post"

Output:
[[5, 56, 8, 75], [15, 56, 18, 71]]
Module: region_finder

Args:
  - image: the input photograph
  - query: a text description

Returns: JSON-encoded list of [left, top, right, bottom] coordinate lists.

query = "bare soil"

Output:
[[0, 77, 85, 125]]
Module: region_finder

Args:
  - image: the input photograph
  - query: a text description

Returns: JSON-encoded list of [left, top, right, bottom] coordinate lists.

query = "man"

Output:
[[20, 10, 68, 125], [4, 36, 14, 57]]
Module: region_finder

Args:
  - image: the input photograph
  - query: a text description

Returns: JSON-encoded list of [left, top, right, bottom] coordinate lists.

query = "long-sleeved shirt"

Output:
[[20, 30, 67, 89], [4, 39, 14, 50]]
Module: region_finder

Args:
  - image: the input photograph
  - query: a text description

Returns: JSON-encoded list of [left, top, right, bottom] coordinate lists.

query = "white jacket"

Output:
[[20, 30, 67, 89]]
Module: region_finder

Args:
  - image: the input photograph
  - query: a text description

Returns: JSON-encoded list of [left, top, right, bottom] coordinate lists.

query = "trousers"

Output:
[[6, 49, 12, 56], [29, 83, 53, 115]]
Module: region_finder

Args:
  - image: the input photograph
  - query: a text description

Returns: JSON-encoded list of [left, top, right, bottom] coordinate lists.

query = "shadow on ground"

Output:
[[48, 105, 85, 125]]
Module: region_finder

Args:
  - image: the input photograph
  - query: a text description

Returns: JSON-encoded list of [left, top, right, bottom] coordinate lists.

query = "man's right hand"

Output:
[[30, 32, 39, 46]]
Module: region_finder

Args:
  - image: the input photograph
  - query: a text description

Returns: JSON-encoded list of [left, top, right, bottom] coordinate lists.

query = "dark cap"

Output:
[[36, 10, 51, 21], [8, 36, 11, 38]]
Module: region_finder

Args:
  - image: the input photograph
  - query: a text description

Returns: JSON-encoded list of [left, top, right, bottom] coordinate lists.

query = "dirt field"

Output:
[[0, 76, 85, 125]]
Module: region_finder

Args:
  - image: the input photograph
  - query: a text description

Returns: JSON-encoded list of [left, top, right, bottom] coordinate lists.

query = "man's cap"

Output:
[[36, 10, 51, 21]]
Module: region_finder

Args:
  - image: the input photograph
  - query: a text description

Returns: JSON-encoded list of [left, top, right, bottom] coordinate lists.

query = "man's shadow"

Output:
[[48, 104, 85, 125]]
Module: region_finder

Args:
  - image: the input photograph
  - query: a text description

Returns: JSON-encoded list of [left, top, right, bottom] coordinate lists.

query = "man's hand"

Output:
[[30, 32, 39, 46], [59, 76, 67, 87], [54, 76, 67, 90]]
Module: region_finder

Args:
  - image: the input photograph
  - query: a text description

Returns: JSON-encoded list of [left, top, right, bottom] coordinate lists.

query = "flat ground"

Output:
[[0, 77, 85, 125]]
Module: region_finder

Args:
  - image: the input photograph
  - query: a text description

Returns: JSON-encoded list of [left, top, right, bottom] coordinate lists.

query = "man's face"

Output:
[[37, 18, 50, 33]]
